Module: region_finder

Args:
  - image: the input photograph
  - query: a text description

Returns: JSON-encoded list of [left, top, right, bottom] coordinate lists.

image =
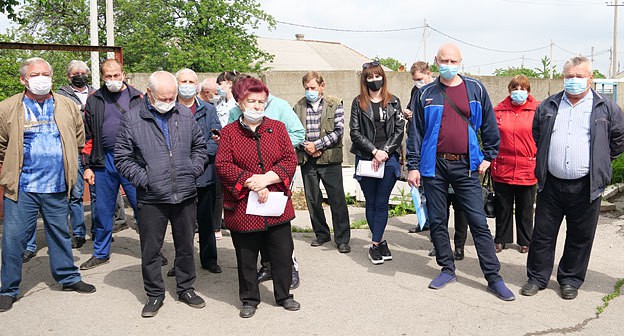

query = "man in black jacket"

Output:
[[115, 71, 208, 318], [521, 56, 624, 300], [81, 59, 143, 270]]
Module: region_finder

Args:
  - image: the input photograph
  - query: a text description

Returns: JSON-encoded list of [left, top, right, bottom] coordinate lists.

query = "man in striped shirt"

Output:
[[293, 71, 351, 254]]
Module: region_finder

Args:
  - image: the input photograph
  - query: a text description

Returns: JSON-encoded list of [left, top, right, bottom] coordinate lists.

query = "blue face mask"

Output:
[[438, 64, 459, 80], [305, 90, 320, 102], [563, 77, 588, 95], [510, 90, 528, 105], [217, 86, 227, 98]]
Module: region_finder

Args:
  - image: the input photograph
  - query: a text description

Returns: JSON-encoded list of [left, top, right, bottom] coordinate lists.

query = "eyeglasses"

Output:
[[362, 61, 380, 69]]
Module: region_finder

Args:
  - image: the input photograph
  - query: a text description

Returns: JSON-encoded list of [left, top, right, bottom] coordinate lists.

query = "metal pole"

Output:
[[614, 0, 619, 77], [89, 0, 100, 89], [549, 40, 554, 79], [591, 45, 595, 63], [423, 18, 427, 62], [106, 0, 115, 59]]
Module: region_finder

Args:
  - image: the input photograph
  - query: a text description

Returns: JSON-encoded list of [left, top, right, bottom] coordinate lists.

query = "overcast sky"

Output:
[[254, 0, 620, 76]]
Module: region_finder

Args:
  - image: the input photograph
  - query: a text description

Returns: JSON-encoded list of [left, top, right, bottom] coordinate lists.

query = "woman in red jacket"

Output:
[[215, 77, 300, 318], [491, 75, 539, 254]]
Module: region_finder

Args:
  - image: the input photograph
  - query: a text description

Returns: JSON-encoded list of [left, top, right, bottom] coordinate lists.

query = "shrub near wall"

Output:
[[613, 155, 624, 184]]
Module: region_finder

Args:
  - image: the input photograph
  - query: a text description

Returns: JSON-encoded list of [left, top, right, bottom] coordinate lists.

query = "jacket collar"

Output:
[[140, 96, 180, 121]]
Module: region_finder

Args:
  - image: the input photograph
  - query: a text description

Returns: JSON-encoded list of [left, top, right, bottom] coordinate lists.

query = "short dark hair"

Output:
[[100, 59, 123, 75], [410, 61, 429, 75], [507, 75, 531, 93]]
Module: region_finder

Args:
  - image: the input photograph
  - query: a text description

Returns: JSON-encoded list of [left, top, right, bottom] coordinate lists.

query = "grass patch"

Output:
[[596, 278, 624, 315], [350, 219, 369, 229], [389, 187, 415, 218], [291, 226, 313, 233]]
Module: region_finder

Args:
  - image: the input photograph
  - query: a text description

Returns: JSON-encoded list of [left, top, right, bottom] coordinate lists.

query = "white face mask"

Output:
[[414, 80, 426, 88], [27, 76, 53, 95], [105, 80, 124, 93], [178, 84, 197, 99], [243, 108, 264, 123], [152, 99, 176, 114]]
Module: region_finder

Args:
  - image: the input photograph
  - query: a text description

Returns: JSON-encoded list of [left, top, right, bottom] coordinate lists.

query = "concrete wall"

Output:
[[126, 71, 598, 165]]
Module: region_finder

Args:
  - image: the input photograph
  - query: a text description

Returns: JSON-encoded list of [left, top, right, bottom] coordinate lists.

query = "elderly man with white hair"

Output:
[[198, 77, 221, 105], [0, 57, 96, 313], [115, 71, 208, 318]]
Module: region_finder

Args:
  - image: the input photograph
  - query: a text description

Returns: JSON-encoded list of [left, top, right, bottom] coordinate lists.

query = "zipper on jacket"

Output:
[[170, 149, 178, 203], [253, 132, 269, 229]]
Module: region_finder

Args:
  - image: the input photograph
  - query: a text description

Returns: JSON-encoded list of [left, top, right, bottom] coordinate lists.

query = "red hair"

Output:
[[232, 77, 269, 102]]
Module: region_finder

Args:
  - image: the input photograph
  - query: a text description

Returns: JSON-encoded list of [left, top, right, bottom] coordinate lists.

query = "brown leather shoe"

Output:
[[495, 243, 505, 253], [519, 246, 529, 254]]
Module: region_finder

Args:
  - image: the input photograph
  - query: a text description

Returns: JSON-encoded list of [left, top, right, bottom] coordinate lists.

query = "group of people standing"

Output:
[[1, 41, 623, 319]]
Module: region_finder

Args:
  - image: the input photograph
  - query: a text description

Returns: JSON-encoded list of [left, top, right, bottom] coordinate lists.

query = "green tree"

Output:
[[0, 0, 20, 21], [374, 57, 404, 71], [534, 56, 560, 79], [593, 69, 606, 79], [493, 67, 539, 77], [8, 0, 275, 74]]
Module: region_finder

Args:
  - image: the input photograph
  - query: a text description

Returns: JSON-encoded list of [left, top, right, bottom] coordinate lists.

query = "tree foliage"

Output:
[[374, 57, 404, 71], [0, 0, 20, 22], [593, 69, 606, 79], [493, 67, 539, 77]]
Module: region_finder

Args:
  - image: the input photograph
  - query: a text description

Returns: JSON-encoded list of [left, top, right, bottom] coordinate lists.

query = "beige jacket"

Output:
[[0, 91, 85, 201]]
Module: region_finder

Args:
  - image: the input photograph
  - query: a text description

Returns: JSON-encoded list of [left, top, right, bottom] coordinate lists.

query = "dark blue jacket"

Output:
[[114, 99, 208, 204], [193, 98, 221, 187], [533, 89, 624, 201], [406, 76, 500, 176]]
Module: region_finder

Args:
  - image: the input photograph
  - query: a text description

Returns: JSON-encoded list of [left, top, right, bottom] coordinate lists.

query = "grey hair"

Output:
[[175, 68, 198, 82], [563, 56, 593, 73], [147, 71, 178, 92], [66, 60, 90, 76], [19, 57, 53, 77]]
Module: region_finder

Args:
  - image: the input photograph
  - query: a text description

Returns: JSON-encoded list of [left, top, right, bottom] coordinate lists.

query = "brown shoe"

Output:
[[519, 246, 529, 254], [495, 243, 505, 253]]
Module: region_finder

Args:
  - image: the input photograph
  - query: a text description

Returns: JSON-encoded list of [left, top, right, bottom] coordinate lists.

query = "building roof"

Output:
[[257, 35, 389, 71]]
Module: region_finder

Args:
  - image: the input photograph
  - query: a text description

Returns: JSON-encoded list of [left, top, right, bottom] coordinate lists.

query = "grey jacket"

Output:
[[533, 89, 624, 201], [114, 99, 208, 204]]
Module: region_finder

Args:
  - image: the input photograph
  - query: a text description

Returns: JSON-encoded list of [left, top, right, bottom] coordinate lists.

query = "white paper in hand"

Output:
[[356, 160, 385, 178], [246, 191, 288, 217]]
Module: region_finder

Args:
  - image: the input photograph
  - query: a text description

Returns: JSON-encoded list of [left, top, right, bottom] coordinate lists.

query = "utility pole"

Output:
[[89, 0, 100, 89], [591, 45, 595, 63], [423, 18, 428, 62], [106, 0, 115, 59], [521, 55, 525, 68], [608, 1, 623, 77], [549, 40, 554, 79]]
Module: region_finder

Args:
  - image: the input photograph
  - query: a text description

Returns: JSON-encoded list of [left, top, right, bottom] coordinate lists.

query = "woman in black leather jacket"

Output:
[[349, 61, 404, 265]]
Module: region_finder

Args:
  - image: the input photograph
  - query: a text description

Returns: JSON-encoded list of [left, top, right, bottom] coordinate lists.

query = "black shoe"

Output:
[[112, 222, 129, 233], [290, 268, 300, 289], [166, 268, 175, 277], [560, 284, 578, 300], [368, 244, 384, 265], [22, 250, 36, 263], [62, 280, 96, 293], [141, 297, 163, 318], [428, 246, 436, 257], [160, 254, 168, 266], [337, 243, 351, 253], [378, 240, 392, 261], [0, 295, 16, 312], [408, 226, 429, 233], [281, 298, 300, 311], [179, 290, 205, 308], [240, 304, 256, 318], [79, 256, 110, 270], [454, 247, 465, 260], [204, 264, 223, 274], [520, 282, 541, 296], [257, 265, 272, 283], [72, 236, 86, 249], [311, 237, 331, 247]]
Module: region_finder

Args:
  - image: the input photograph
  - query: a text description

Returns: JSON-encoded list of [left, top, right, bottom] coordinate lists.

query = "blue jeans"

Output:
[[421, 157, 501, 284], [92, 151, 137, 259], [357, 155, 399, 243], [1, 192, 81, 297]]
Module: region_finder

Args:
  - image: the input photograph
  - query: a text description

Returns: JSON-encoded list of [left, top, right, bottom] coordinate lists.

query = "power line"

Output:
[[426, 25, 551, 53], [275, 20, 425, 33]]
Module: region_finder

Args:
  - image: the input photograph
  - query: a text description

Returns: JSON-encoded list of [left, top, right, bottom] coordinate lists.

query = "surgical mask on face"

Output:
[[243, 108, 264, 123], [438, 64, 459, 80], [217, 86, 227, 98], [305, 90, 320, 102], [366, 79, 383, 92], [27, 76, 53, 95], [209, 95, 221, 105], [152, 98, 176, 114], [105, 80, 124, 93], [510, 90, 528, 105], [414, 80, 426, 88], [178, 84, 197, 99], [563, 77, 588, 95], [71, 74, 89, 88]]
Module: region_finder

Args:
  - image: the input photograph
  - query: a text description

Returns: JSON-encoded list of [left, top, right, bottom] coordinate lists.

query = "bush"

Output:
[[612, 155, 624, 184]]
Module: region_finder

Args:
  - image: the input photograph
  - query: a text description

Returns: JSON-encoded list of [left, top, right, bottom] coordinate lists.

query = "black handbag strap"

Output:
[[436, 81, 476, 132], [482, 168, 493, 190]]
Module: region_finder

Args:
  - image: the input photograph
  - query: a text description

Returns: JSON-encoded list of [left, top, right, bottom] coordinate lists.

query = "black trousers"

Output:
[[526, 174, 601, 289], [137, 198, 197, 298], [212, 179, 224, 231], [197, 186, 218, 269], [231, 223, 294, 307], [448, 193, 469, 249], [301, 160, 351, 244], [493, 182, 536, 246]]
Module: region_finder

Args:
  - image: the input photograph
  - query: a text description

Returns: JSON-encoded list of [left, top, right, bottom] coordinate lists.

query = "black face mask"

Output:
[[71, 74, 89, 88], [366, 79, 383, 92]]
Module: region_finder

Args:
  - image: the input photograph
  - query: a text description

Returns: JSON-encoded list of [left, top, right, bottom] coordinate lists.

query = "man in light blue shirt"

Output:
[[522, 56, 624, 300]]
